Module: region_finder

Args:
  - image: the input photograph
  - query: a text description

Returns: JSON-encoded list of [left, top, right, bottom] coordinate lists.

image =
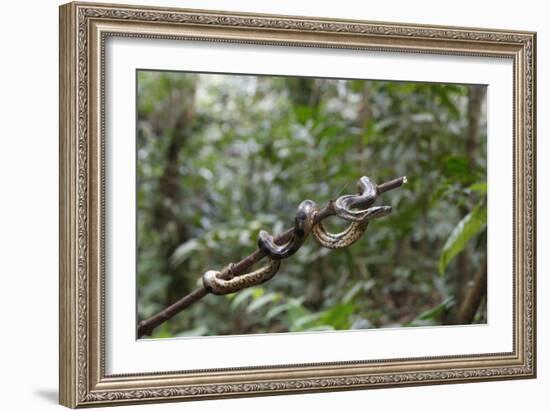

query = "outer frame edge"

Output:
[[59, 2, 79, 409], [59, 1, 536, 407]]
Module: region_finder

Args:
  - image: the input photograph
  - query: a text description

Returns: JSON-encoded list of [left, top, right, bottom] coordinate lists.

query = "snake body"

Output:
[[202, 175, 393, 294], [203, 259, 281, 295], [334, 176, 378, 221], [312, 205, 391, 249], [312, 177, 392, 249], [312, 219, 369, 249], [257, 199, 317, 259]]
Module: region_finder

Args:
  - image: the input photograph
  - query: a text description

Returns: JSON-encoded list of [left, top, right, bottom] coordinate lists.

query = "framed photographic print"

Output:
[[59, 1, 537, 408]]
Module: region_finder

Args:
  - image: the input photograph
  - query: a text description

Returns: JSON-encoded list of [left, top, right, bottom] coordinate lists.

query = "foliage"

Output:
[[439, 200, 487, 276], [136, 70, 487, 338]]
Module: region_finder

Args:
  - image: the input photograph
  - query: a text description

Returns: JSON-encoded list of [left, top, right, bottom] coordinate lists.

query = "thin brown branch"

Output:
[[137, 175, 407, 338]]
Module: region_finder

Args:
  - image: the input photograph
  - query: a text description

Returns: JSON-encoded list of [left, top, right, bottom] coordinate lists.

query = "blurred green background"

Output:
[[136, 70, 487, 339]]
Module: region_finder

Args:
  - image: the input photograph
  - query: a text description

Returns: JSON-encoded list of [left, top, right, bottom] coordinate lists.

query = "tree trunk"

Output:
[[453, 85, 486, 322]]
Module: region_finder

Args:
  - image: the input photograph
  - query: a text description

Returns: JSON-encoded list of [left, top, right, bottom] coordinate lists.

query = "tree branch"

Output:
[[137, 175, 407, 338]]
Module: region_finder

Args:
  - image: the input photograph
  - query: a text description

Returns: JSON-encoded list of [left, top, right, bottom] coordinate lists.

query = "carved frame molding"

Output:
[[59, 2, 536, 407]]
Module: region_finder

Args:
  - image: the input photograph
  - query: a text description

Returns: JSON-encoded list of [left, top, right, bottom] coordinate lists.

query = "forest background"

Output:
[[136, 71, 487, 338]]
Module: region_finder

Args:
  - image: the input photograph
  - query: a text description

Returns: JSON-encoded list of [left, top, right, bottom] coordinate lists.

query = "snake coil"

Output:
[[257, 199, 317, 260], [203, 259, 281, 295], [202, 176, 393, 295], [312, 176, 392, 249]]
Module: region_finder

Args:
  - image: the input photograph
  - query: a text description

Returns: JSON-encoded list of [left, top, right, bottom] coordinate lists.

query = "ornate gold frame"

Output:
[[59, 1, 536, 408]]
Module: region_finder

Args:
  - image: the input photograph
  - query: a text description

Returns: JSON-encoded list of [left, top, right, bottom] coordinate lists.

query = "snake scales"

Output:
[[202, 260, 281, 295], [202, 176, 392, 295], [312, 177, 391, 249]]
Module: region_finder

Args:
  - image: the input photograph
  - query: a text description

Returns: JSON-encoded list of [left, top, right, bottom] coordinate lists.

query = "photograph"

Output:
[[136, 70, 488, 339], [57, 2, 536, 407], [0, 0, 543, 407]]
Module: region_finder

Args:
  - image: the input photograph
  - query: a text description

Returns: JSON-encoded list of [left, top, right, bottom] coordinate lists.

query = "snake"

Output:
[[203, 200, 316, 294], [334, 176, 379, 221], [203, 175, 392, 294], [312, 176, 392, 249], [312, 205, 391, 249], [202, 259, 281, 295], [257, 199, 317, 260]]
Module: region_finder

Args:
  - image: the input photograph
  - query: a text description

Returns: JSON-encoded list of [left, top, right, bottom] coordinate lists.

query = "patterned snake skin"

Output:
[[257, 199, 317, 260], [202, 176, 392, 294], [203, 259, 281, 295], [312, 206, 391, 249], [312, 177, 392, 249]]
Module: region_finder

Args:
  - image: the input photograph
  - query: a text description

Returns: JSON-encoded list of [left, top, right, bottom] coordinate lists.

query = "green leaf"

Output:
[[342, 282, 363, 303], [175, 325, 208, 337], [246, 293, 281, 313], [438, 202, 487, 275], [342, 280, 375, 303], [316, 303, 356, 330], [285, 299, 310, 329], [303, 325, 335, 332], [150, 323, 172, 339], [291, 313, 322, 331], [294, 105, 314, 124], [265, 303, 292, 321], [416, 298, 455, 321], [435, 86, 460, 119], [170, 238, 203, 268], [467, 181, 487, 194], [443, 156, 470, 181], [230, 287, 257, 310]]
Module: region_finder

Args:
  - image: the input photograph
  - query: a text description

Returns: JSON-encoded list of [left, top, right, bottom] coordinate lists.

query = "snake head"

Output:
[[335, 176, 378, 215], [357, 176, 378, 204], [364, 205, 392, 220], [294, 199, 317, 238]]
